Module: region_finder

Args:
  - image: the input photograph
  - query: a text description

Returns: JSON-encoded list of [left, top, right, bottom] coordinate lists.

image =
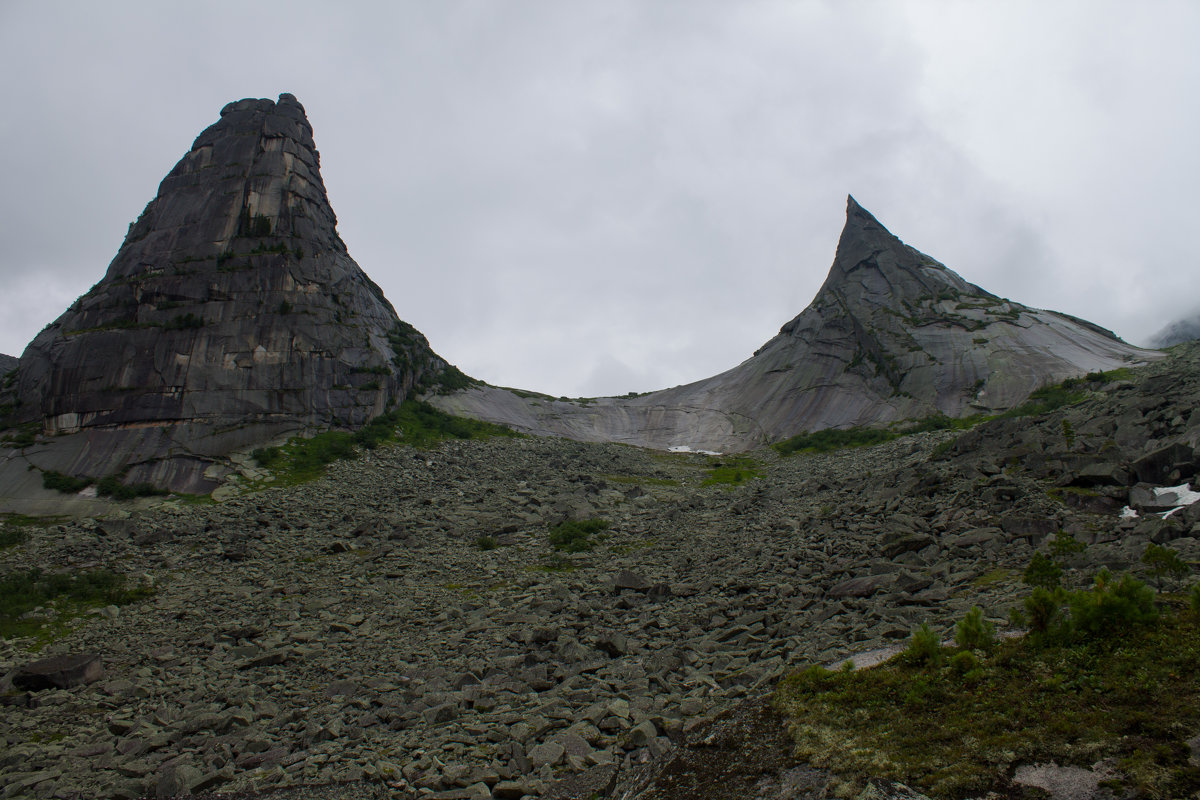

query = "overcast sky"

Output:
[[2, 1, 1197, 397]]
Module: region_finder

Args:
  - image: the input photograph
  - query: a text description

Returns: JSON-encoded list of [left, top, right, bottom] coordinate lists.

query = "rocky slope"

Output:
[[0, 95, 458, 498], [433, 198, 1158, 452], [0, 355, 16, 378], [3, 344, 1198, 800]]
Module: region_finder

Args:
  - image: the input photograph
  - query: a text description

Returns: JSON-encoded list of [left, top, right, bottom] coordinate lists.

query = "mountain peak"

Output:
[[2, 94, 456, 494]]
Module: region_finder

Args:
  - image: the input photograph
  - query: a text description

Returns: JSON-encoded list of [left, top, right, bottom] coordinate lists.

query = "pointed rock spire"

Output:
[[4, 94, 459, 493], [432, 197, 1159, 452]]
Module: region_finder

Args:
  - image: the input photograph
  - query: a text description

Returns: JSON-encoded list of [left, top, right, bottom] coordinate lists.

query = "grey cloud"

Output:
[[1, 2, 1197, 394]]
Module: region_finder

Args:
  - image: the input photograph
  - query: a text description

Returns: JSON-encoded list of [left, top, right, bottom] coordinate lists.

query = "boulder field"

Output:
[[2, 344, 1198, 799]]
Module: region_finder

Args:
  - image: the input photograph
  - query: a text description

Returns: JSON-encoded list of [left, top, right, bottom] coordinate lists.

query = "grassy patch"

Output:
[[774, 575, 1199, 798], [774, 427, 895, 456], [971, 568, 1014, 587], [702, 457, 762, 486], [0, 568, 154, 644], [776, 371, 1123, 459], [250, 400, 519, 486], [774, 415, 983, 457], [549, 518, 610, 552]]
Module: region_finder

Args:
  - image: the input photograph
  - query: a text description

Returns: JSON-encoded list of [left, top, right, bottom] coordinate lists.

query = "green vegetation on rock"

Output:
[[701, 457, 761, 486], [251, 400, 519, 485], [0, 567, 154, 644], [775, 570, 1196, 799], [548, 518, 610, 552]]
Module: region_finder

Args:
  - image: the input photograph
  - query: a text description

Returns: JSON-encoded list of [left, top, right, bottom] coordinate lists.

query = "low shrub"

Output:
[[1048, 530, 1086, 558], [774, 427, 895, 456], [949, 649, 979, 676], [251, 446, 282, 467], [1068, 569, 1157, 638], [96, 476, 168, 501], [475, 535, 497, 551], [42, 470, 92, 494], [548, 518, 610, 552], [0, 527, 26, 549]]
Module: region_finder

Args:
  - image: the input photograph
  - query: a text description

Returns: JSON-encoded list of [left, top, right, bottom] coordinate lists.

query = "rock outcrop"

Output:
[[433, 197, 1160, 452], [0, 355, 16, 378], [0, 94, 460, 497]]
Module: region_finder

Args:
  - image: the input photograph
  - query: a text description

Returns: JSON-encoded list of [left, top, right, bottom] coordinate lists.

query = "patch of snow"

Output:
[[1120, 506, 1138, 519], [668, 445, 722, 456], [1154, 483, 1200, 507]]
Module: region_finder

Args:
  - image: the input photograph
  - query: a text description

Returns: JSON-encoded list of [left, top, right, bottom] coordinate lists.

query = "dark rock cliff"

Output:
[[1, 94, 456, 496], [434, 197, 1160, 451]]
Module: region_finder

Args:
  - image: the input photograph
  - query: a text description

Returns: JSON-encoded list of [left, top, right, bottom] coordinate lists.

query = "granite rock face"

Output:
[[0, 355, 16, 378], [433, 197, 1160, 452], [1, 94, 453, 495]]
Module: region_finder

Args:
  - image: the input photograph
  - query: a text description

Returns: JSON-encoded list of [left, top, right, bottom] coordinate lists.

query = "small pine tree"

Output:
[[1023, 552, 1063, 589], [1024, 586, 1065, 635], [1141, 543, 1189, 588], [1049, 530, 1086, 558], [906, 622, 943, 667], [955, 605, 996, 652]]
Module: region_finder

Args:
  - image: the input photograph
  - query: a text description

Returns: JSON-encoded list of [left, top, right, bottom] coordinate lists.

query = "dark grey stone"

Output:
[[12, 653, 104, 691]]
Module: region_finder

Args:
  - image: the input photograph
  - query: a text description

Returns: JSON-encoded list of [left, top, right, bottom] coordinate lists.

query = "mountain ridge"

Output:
[[431, 196, 1159, 451]]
